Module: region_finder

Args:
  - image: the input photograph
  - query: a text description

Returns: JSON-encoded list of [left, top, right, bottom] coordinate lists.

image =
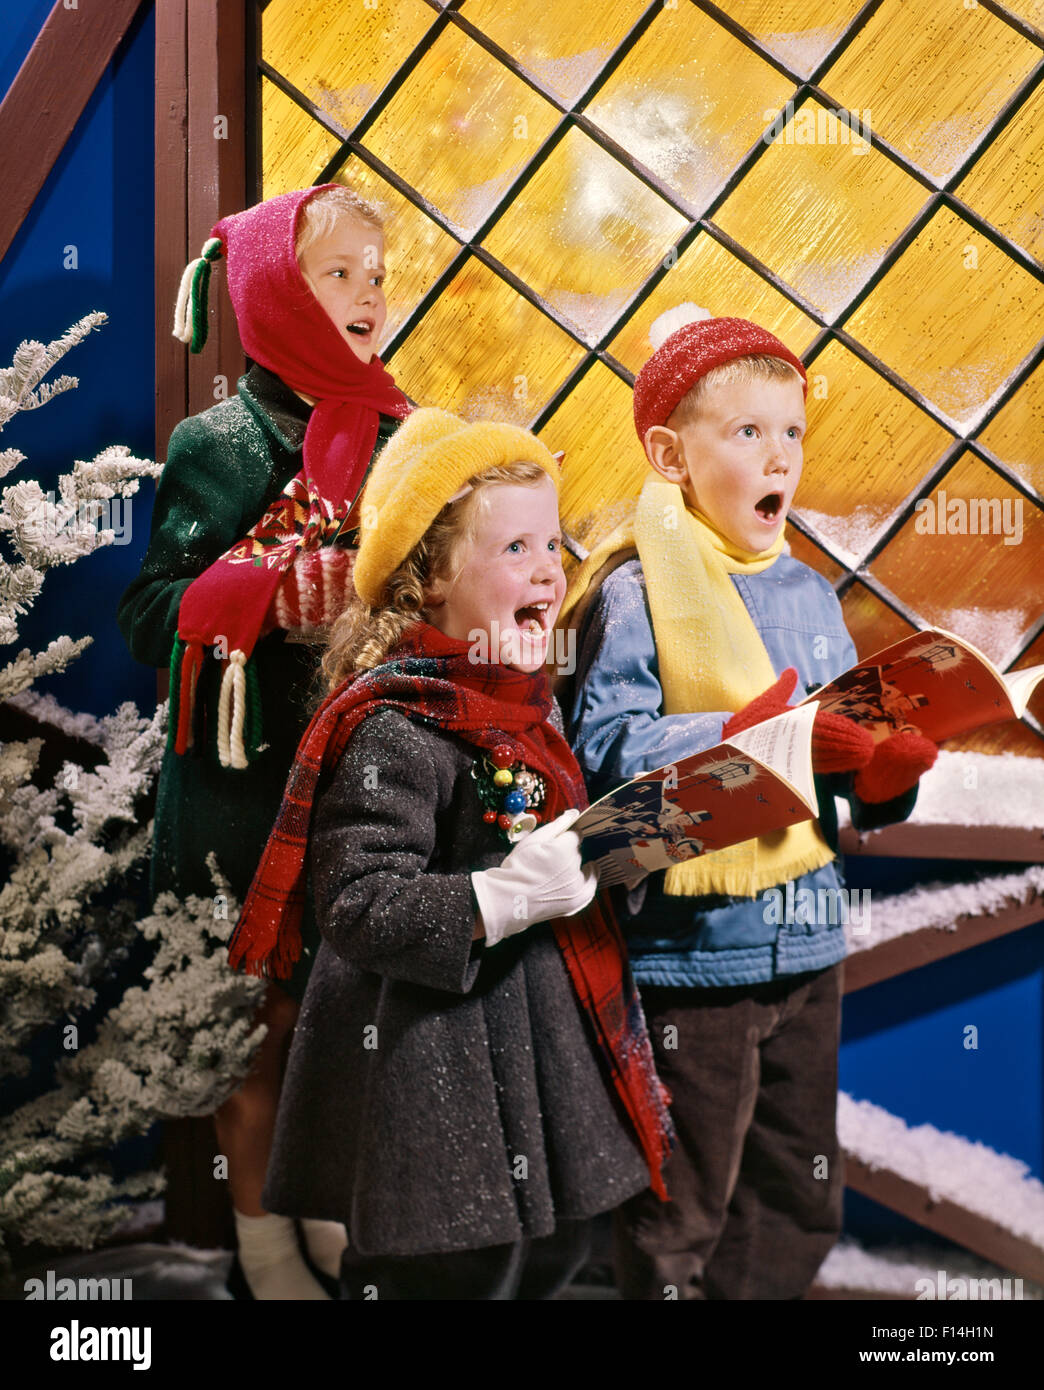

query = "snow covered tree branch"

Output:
[[0, 313, 106, 429], [0, 319, 265, 1264]]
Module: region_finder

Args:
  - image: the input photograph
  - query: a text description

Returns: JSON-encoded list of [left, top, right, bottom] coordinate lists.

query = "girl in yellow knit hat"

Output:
[[228, 407, 673, 1298]]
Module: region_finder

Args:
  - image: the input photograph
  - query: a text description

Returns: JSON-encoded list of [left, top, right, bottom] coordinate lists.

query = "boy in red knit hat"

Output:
[[562, 304, 935, 1300], [118, 185, 410, 1299]]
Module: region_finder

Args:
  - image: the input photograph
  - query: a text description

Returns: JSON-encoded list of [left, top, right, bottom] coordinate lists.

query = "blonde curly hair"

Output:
[[323, 460, 549, 690]]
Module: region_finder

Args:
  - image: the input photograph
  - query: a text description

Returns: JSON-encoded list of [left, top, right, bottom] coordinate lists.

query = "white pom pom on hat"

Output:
[[647, 303, 713, 353]]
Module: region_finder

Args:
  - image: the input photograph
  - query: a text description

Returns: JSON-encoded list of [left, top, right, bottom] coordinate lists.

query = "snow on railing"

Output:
[[816, 1236, 1043, 1299], [838, 750, 1044, 832], [844, 864, 1044, 954], [839, 1093, 1044, 1248]]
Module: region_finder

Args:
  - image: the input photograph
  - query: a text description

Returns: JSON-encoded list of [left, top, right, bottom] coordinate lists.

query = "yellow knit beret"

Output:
[[352, 407, 562, 606]]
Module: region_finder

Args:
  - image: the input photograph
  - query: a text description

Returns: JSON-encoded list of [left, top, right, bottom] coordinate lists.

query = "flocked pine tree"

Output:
[[0, 315, 266, 1263]]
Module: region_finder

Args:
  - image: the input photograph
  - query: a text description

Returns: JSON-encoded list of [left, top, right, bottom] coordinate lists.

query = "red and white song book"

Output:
[[797, 626, 1044, 744], [575, 702, 821, 889], [575, 627, 1042, 889]]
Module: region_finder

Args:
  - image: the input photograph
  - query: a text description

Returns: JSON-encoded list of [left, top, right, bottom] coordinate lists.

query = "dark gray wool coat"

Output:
[[262, 707, 649, 1257]]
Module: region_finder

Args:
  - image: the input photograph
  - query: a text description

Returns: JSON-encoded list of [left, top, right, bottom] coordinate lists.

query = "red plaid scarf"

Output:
[[228, 622, 673, 1197]]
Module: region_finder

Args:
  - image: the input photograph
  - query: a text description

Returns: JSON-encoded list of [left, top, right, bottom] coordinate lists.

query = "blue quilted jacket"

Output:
[[568, 554, 916, 988]]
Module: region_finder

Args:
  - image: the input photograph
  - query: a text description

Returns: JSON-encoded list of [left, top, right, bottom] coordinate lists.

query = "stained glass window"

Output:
[[259, 0, 1044, 754]]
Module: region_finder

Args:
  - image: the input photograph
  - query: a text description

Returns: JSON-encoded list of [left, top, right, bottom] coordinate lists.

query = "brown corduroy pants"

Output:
[[614, 964, 844, 1300]]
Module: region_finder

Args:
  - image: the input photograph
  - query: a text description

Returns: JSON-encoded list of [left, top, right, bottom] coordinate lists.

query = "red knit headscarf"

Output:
[[170, 186, 411, 769]]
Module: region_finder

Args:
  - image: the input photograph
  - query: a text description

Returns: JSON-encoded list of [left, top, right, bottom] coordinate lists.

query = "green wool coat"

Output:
[[118, 365, 399, 998]]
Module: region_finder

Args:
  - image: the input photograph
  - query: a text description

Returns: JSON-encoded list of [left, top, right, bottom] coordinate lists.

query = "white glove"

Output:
[[472, 809, 598, 947]]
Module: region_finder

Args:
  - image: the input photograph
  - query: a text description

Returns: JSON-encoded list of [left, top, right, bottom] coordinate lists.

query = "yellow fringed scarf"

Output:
[[563, 475, 833, 897]]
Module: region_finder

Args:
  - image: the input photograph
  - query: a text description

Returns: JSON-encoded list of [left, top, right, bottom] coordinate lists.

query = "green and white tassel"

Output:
[[173, 236, 223, 354]]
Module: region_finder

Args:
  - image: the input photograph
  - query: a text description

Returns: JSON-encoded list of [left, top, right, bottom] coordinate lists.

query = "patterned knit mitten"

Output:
[[853, 728, 937, 803], [265, 545, 355, 636], [722, 667, 798, 739]]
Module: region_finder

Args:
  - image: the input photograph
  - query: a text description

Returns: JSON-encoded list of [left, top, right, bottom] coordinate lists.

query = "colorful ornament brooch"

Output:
[[472, 743, 547, 843]]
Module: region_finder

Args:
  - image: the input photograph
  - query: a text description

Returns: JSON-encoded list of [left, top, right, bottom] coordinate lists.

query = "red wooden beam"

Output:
[[153, 0, 250, 1250], [185, 0, 247, 421], [155, 0, 189, 456], [0, 0, 145, 264], [154, 0, 248, 455], [841, 821, 1044, 863], [845, 1155, 1044, 1286]]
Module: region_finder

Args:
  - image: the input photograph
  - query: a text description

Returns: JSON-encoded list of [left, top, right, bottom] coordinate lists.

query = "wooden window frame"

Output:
[[155, 0, 255, 454]]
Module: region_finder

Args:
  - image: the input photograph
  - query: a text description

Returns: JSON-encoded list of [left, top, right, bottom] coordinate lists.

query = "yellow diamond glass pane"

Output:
[[262, 0, 434, 134], [945, 614, 1044, 756], [1016, 632, 1044, 731], [870, 453, 1044, 664], [839, 583, 916, 661], [538, 362, 643, 547], [977, 364, 1044, 497], [795, 341, 953, 564], [330, 158, 460, 348], [261, 77, 343, 197], [388, 259, 585, 423], [944, 722, 1044, 757], [956, 84, 1044, 263], [363, 25, 559, 238], [821, 0, 1040, 182], [584, 4, 794, 210], [728, 0, 867, 79], [483, 128, 687, 343], [784, 524, 845, 582], [714, 99, 927, 319], [996, 0, 1044, 30], [460, 0, 647, 105], [945, 625, 1044, 756], [846, 207, 1044, 431], [609, 234, 819, 374]]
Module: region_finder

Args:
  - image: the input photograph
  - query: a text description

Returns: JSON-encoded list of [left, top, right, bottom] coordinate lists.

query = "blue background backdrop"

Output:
[[0, 0, 156, 720]]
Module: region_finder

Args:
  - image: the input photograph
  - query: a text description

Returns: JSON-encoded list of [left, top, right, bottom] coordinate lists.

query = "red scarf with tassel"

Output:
[[171, 184, 410, 769], [228, 623, 674, 1199]]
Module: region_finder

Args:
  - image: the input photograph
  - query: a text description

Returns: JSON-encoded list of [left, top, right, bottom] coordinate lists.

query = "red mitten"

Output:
[[264, 545, 355, 636], [722, 668, 798, 739], [853, 728, 937, 804], [811, 710, 875, 774]]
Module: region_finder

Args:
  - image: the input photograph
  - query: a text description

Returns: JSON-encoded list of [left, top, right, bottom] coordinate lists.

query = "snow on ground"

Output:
[[838, 750, 1044, 831], [11, 1242, 233, 1301], [839, 1093, 1044, 1246], [16, 1233, 1039, 1302], [844, 864, 1044, 954]]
